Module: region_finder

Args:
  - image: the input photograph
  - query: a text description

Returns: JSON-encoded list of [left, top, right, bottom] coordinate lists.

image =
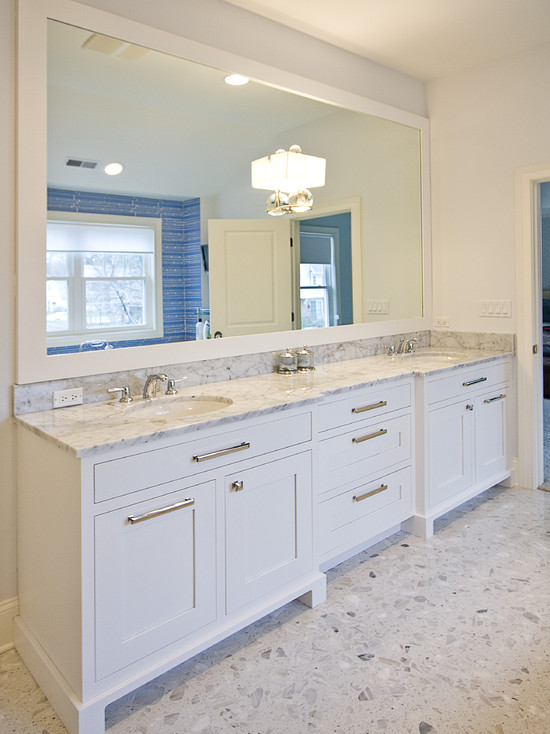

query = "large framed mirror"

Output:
[[16, 0, 431, 384]]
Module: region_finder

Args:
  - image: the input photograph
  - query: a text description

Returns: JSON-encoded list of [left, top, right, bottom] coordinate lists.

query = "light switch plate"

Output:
[[366, 299, 389, 314], [480, 300, 512, 318]]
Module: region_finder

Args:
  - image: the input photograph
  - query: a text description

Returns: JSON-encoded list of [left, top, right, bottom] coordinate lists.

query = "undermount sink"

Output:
[[400, 349, 467, 362], [124, 394, 233, 419]]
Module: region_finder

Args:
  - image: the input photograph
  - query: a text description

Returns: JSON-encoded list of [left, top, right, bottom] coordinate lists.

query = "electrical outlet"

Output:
[[53, 387, 83, 408], [434, 317, 450, 328]]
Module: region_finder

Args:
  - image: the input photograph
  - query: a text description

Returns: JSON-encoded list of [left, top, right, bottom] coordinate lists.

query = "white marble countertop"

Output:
[[14, 348, 512, 458]]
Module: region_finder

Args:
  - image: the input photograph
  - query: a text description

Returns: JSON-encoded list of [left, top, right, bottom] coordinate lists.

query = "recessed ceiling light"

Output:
[[224, 74, 249, 86], [104, 162, 124, 176]]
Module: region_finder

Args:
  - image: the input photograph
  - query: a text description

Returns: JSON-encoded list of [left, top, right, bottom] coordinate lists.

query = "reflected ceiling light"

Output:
[[224, 74, 249, 85], [104, 162, 124, 176], [251, 145, 326, 215]]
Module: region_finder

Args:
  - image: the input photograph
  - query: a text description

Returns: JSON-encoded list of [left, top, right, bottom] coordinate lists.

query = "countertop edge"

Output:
[[15, 350, 513, 458]]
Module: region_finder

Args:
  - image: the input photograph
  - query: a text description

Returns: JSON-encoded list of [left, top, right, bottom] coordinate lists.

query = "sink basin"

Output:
[[124, 394, 233, 419], [401, 350, 467, 363]]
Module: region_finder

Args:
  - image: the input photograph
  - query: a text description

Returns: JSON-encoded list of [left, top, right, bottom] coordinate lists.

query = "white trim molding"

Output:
[[515, 161, 550, 489], [0, 596, 19, 653]]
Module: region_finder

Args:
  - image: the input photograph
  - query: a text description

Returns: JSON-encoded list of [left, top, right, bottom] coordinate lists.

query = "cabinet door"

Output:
[[225, 452, 313, 615], [428, 401, 475, 507], [475, 391, 508, 482], [95, 479, 216, 680]]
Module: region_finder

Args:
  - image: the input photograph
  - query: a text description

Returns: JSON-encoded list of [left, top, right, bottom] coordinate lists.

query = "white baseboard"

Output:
[[0, 596, 19, 653]]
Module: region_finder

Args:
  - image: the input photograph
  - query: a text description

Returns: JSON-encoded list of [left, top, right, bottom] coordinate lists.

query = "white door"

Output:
[[208, 219, 293, 337]]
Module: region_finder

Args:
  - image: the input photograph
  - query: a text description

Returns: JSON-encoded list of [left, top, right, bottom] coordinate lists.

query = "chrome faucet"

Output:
[[397, 338, 418, 354], [143, 373, 168, 399]]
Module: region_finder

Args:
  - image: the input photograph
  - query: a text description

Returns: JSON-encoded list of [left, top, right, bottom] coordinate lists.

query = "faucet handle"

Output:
[[405, 338, 418, 354], [384, 344, 396, 356], [165, 377, 188, 395], [107, 386, 133, 403]]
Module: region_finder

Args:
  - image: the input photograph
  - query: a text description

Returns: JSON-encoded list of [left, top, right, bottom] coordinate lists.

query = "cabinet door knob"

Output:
[[231, 480, 244, 492], [466, 404, 474, 411]]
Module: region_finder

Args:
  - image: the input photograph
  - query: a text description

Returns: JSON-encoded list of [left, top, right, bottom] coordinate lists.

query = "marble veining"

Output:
[[14, 332, 431, 415], [14, 348, 512, 457], [1, 485, 548, 734], [12, 331, 514, 416]]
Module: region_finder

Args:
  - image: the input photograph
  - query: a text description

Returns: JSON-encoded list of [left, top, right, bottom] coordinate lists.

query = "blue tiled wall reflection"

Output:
[[47, 188, 201, 354]]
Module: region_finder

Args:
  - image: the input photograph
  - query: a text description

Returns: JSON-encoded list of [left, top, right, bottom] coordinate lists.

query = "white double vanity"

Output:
[[14, 348, 513, 734]]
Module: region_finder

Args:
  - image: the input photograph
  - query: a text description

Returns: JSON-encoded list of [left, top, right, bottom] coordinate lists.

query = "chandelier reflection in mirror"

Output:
[[250, 145, 326, 215]]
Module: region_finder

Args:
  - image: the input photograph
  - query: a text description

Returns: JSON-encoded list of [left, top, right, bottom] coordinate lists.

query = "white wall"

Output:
[[0, 0, 426, 647], [428, 42, 550, 333], [215, 109, 423, 320], [0, 0, 17, 645], [76, 0, 427, 117]]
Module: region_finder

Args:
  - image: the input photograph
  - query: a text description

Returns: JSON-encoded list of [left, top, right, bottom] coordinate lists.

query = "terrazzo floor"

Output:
[[1, 486, 549, 734]]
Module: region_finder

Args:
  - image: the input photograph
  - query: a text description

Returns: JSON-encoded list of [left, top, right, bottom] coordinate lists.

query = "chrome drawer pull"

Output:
[[352, 400, 387, 414], [352, 428, 388, 444], [484, 393, 506, 404], [463, 377, 487, 387], [231, 480, 244, 492], [192, 441, 250, 462], [127, 498, 194, 524], [353, 484, 389, 502]]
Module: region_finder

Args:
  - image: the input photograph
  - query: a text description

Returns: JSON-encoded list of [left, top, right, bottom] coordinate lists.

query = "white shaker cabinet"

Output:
[[316, 378, 415, 568], [14, 353, 514, 734], [94, 478, 217, 681], [225, 451, 313, 614], [15, 408, 325, 734], [426, 400, 475, 506], [409, 357, 512, 538]]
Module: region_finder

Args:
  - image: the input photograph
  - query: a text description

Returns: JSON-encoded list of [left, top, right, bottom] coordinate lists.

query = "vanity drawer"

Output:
[[319, 466, 413, 561], [317, 381, 411, 433], [426, 360, 510, 405], [94, 411, 312, 502], [318, 413, 411, 495]]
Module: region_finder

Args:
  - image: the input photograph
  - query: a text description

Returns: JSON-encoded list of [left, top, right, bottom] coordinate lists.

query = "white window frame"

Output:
[[46, 211, 164, 347]]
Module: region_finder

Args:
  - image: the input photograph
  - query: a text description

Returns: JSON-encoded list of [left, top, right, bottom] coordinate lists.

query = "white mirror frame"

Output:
[[16, 0, 432, 385]]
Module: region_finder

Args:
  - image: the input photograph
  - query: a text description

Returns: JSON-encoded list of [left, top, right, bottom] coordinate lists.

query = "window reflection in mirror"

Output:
[[46, 18, 423, 354]]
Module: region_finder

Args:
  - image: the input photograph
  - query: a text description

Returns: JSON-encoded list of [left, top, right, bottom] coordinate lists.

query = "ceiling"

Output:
[[47, 20, 340, 199], [221, 0, 550, 81]]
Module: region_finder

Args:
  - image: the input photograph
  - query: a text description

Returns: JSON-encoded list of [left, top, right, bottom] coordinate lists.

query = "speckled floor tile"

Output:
[[1, 486, 549, 734]]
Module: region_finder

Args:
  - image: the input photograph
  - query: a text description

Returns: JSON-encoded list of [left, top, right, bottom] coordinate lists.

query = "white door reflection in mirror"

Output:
[[208, 220, 292, 337]]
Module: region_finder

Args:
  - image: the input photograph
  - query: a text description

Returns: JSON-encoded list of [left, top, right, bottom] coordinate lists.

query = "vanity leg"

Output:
[[297, 575, 327, 608], [76, 702, 107, 734], [402, 514, 434, 540]]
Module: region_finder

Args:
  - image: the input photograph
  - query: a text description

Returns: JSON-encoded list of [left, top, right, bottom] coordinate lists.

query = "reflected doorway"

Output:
[[298, 213, 353, 330], [541, 180, 550, 488]]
